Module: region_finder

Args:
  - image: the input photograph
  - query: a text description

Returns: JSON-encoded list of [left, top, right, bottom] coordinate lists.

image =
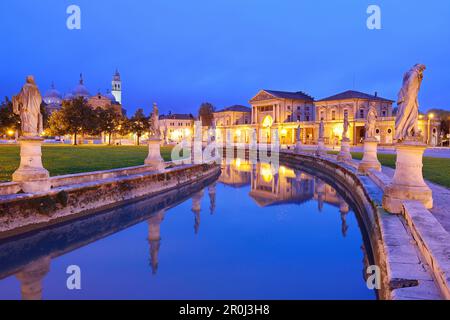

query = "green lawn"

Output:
[[328, 151, 450, 188], [1, 145, 449, 189], [0, 145, 175, 182]]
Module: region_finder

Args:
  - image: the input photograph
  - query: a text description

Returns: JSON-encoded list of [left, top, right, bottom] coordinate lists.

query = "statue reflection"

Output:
[[339, 199, 350, 237], [15, 256, 51, 300], [147, 210, 165, 275], [208, 183, 216, 215], [191, 190, 204, 235], [315, 178, 326, 212]]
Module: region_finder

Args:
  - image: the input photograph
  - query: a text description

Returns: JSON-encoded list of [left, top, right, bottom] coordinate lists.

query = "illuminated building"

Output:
[[215, 89, 441, 146], [159, 113, 195, 143]]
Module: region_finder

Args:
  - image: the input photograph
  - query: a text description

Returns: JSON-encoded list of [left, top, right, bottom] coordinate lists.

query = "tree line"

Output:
[[0, 97, 217, 145]]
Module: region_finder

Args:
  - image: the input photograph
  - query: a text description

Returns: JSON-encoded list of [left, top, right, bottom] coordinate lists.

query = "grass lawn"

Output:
[[1, 145, 449, 189], [0, 145, 175, 182], [328, 151, 450, 188]]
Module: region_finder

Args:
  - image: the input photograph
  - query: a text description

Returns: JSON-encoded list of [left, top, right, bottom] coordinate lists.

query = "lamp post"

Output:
[[428, 113, 434, 145]]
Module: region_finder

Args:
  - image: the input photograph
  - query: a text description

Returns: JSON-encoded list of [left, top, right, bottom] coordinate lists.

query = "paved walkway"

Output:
[[382, 166, 450, 234], [296, 145, 450, 158]]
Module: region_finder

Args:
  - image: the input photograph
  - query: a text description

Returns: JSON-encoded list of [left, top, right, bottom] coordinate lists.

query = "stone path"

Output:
[[382, 166, 450, 235]]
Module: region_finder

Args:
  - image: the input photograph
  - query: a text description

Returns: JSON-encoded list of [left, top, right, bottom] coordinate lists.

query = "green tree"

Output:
[[198, 102, 215, 127], [96, 108, 123, 145], [0, 97, 20, 136], [47, 97, 97, 145], [130, 108, 149, 145]]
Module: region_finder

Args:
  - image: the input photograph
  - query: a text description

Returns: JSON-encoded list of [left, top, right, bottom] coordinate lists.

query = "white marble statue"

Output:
[[343, 113, 349, 139], [319, 120, 324, 139], [296, 125, 302, 142], [149, 103, 161, 139], [365, 106, 377, 139], [395, 64, 426, 141], [12, 76, 43, 137]]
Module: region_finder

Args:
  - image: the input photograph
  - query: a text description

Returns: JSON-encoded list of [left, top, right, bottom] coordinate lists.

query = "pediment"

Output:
[[250, 90, 277, 102]]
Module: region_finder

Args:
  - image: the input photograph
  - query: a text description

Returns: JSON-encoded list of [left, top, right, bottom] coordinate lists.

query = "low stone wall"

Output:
[[0, 173, 217, 280], [0, 162, 220, 237], [402, 202, 450, 299]]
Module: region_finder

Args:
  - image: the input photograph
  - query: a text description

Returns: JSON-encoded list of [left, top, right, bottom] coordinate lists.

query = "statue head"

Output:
[[413, 64, 426, 73], [26, 75, 36, 85]]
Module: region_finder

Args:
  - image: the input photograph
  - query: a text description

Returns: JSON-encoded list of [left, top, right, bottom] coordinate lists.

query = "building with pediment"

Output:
[[213, 88, 441, 146]]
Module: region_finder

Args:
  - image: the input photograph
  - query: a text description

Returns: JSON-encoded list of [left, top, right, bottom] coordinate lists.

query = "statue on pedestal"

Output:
[[395, 64, 426, 141], [149, 103, 161, 139], [343, 113, 349, 140], [12, 76, 43, 137], [11, 76, 50, 193], [145, 103, 165, 169], [365, 106, 377, 139], [319, 120, 324, 140], [382, 64, 432, 213]]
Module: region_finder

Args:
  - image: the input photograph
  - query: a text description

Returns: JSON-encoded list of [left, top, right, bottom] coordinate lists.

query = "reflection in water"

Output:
[[148, 210, 165, 275], [15, 257, 51, 300], [208, 183, 216, 215], [191, 190, 204, 235], [0, 159, 374, 300]]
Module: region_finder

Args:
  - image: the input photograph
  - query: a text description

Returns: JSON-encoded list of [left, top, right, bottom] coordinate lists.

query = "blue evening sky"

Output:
[[0, 0, 449, 116]]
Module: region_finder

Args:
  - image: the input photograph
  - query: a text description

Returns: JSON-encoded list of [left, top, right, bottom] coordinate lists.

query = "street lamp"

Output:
[[428, 113, 434, 145]]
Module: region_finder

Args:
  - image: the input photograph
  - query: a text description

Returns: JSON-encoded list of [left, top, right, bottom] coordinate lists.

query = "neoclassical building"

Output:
[[214, 89, 441, 146], [159, 113, 195, 143]]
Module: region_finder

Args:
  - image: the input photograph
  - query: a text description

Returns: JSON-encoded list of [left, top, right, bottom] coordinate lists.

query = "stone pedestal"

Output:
[[358, 137, 381, 174], [382, 140, 433, 214], [145, 138, 165, 170], [315, 139, 326, 156], [12, 137, 50, 193], [337, 138, 352, 162]]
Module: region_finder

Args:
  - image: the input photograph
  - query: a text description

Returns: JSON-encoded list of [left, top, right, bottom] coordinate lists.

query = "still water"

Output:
[[0, 160, 376, 300]]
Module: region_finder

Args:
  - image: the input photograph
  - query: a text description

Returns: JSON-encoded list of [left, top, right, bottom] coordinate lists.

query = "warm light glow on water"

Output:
[[0, 161, 375, 300]]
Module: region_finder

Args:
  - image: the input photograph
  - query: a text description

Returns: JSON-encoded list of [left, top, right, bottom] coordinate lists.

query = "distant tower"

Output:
[[111, 69, 122, 105]]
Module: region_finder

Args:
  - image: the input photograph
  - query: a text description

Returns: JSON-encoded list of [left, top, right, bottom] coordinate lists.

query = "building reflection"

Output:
[[15, 256, 51, 300], [220, 159, 348, 219], [147, 210, 165, 275]]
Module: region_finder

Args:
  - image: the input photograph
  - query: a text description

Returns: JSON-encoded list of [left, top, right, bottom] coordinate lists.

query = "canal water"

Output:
[[0, 159, 376, 300]]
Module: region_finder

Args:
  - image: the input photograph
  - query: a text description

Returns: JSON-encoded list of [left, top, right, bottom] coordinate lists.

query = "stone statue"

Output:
[[296, 125, 302, 142], [319, 120, 324, 139], [343, 113, 349, 139], [395, 64, 426, 141], [12, 76, 43, 137], [365, 106, 377, 139], [251, 128, 257, 144], [149, 103, 161, 139]]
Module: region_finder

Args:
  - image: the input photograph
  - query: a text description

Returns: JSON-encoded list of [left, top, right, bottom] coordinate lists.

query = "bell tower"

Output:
[[111, 69, 122, 104]]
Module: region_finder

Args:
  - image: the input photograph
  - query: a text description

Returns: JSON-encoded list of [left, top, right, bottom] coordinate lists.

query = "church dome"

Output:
[[72, 74, 91, 99], [64, 92, 74, 100], [43, 82, 62, 105]]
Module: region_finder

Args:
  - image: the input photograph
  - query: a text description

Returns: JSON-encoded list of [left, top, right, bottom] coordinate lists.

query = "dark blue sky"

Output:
[[1, 0, 449, 116]]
